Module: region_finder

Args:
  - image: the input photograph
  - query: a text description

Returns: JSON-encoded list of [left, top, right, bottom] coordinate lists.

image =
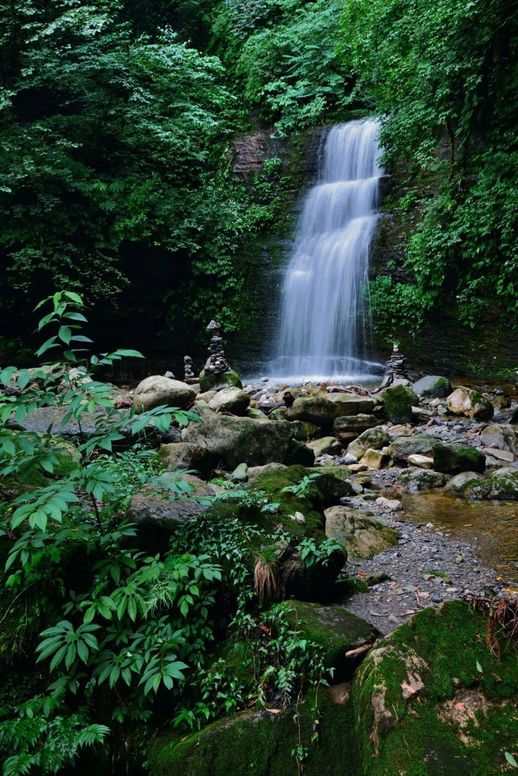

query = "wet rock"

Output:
[[208, 386, 250, 416], [334, 414, 379, 444], [380, 384, 417, 424], [134, 375, 196, 412], [327, 394, 376, 417], [447, 386, 494, 420], [247, 407, 268, 420], [433, 442, 486, 474], [324, 506, 398, 559], [347, 426, 390, 459], [412, 375, 452, 398]]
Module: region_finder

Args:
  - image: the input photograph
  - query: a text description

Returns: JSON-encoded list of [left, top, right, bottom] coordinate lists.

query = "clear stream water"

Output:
[[270, 118, 384, 383]]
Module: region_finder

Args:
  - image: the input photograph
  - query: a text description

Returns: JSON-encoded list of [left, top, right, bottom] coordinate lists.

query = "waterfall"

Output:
[[270, 118, 383, 382]]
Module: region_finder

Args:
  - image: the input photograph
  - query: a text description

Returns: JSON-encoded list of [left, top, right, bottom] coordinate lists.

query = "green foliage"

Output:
[[211, 0, 350, 132], [297, 538, 343, 569], [342, 0, 518, 335]]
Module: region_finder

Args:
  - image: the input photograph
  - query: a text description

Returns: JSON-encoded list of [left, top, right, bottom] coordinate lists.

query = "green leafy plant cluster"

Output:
[[341, 0, 517, 337]]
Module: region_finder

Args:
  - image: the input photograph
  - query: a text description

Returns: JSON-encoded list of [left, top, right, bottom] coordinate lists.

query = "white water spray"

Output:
[[270, 119, 383, 382]]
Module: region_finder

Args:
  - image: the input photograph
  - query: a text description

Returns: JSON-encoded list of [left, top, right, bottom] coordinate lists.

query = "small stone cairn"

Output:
[[375, 343, 413, 391], [203, 320, 231, 376], [183, 355, 198, 385]]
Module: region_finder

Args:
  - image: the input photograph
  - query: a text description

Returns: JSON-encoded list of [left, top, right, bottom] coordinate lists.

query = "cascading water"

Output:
[[270, 118, 383, 382]]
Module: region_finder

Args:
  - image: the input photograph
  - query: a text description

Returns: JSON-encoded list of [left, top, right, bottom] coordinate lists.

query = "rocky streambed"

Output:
[[12, 366, 518, 774]]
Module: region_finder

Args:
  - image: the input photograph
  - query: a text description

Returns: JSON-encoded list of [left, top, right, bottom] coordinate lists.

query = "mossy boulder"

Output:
[[289, 396, 337, 428], [398, 467, 445, 492], [334, 414, 379, 443], [380, 384, 417, 424], [480, 423, 518, 455], [324, 507, 398, 559], [347, 427, 390, 459], [198, 368, 243, 393], [447, 386, 494, 420], [284, 601, 379, 677], [148, 691, 358, 776], [444, 471, 491, 499], [488, 467, 518, 499], [352, 601, 518, 775], [413, 375, 452, 398], [307, 436, 342, 457], [388, 434, 443, 462], [182, 414, 294, 469], [327, 394, 376, 417], [433, 443, 486, 474]]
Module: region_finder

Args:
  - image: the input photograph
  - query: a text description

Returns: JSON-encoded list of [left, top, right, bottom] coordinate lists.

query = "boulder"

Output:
[[479, 423, 518, 455], [380, 384, 417, 424], [307, 436, 342, 457], [387, 433, 442, 462], [289, 396, 337, 427], [134, 375, 196, 412], [247, 407, 268, 420], [284, 601, 379, 676], [247, 462, 287, 479], [230, 462, 248, 482], [334, 414, 379, 444], [208, 387, 250, 416], [324, 506, 398, 559], [444, 471, 491, 499], [488, 467, 518, 499], [359, 448, 389, 470], [159, 442, 208, 471], [198, 368, 242, 393], [412, 375, 452, 398], [433, 442, 486, 474], [148, 691, 355, 776], [279, 544, 346, 602], [354, 602, 518, 774], [398, 467, 445, 492], [347, 427, 390, 459], [182, 415, 294, 469], [128, 475, 216, 549], [447, 386, 494, 420], [327, 394, 376, 417]]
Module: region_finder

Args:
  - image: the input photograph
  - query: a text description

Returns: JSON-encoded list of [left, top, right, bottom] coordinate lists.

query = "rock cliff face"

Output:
[[370, 171, 518, 376], [228, 126, 322, 375]]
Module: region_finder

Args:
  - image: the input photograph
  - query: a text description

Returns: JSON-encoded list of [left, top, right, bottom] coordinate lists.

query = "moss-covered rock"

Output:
[[447, 386, 494, 421], [398, 467, 445, 492], [198, 368, 243, 393], [148, 691, 358, 776], [284, 601, 379, 677], [352, 601, 518, 776], [433, 443, 486, 474], [347, 427, 390, 459], [388, 433, 443, 462], [380, 384, 417, 424], [328, 394, 376, 417], [324, 507, 398, 559], [334, 414, 379, 444], [413, 375, 452, 398], [289, 395, 337, 428], [444, 471, 491, 499], [488, 467, 518, 499]]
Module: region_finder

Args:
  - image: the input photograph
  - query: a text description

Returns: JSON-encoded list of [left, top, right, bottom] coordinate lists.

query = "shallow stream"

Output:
[[402, 493, 518, 581]]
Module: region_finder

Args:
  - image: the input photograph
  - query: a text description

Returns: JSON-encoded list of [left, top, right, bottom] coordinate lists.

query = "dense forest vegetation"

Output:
[[1, 2, 518, 775], [1, 0, 516, 366]]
